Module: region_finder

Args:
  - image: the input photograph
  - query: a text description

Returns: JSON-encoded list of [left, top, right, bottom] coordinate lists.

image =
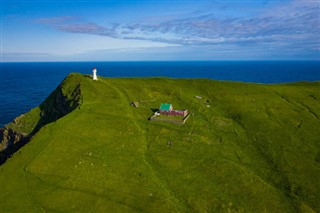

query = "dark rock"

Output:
[[0, 128, 30, 164]]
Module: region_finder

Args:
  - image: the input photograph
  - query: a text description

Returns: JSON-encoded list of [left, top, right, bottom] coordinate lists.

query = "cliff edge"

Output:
[[0, 73, 83, 164]]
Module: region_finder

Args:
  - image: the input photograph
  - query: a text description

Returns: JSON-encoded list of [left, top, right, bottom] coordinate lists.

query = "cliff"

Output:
[[0, 73, 82, 164]]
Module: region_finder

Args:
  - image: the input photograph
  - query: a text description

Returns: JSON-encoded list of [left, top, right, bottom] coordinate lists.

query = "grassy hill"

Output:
[[1, 73, 320, 212]]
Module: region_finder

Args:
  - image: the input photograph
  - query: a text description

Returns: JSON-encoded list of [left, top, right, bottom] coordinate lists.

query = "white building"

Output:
[[92, 68, 98, 80]]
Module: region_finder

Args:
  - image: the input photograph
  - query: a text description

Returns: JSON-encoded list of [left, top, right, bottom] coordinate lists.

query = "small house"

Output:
[[159, 103, 188, 117]]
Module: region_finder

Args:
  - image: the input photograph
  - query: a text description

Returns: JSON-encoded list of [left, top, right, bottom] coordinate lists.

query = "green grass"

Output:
[[1, 73, 320, 212]]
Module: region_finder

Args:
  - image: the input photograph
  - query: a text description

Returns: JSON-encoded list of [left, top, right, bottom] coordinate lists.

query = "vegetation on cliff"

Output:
[[1, 73, 319, 212], [0, 74, 82, 163]]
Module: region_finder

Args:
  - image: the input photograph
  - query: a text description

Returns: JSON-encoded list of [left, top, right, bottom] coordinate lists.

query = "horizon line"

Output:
[[1, 59, 320, 63]]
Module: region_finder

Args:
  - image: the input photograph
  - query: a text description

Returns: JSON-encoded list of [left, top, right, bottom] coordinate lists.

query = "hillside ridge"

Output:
[[0, 73, 319, 212]]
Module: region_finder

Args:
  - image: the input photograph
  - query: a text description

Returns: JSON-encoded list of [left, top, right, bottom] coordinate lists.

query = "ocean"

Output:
[[1, 61, 319, 127]]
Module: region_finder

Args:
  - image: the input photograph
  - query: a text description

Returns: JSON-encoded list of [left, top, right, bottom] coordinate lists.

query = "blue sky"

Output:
[[1, 0, 319, 61]]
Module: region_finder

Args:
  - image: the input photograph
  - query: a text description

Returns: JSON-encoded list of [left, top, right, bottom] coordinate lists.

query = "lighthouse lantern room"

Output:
[[92, 68, 98, 80]]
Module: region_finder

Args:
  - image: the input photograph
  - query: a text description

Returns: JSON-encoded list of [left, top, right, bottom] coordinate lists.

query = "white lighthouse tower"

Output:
[[92, 68, 98, 80]]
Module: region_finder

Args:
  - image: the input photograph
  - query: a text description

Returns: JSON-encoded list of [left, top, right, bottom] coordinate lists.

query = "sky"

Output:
[[1, 0, 319, 61]]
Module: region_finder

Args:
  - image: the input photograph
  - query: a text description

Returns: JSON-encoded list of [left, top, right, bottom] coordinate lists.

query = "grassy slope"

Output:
[[1, 73, 320, 212]]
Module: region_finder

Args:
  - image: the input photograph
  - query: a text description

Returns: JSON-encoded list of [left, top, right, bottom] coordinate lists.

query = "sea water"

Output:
[[1, 61, 319, 127]]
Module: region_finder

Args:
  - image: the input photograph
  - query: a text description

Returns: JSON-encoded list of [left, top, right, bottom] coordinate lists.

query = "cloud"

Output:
[[34, 16, 118, 37], [34, 16, 77, 24], [34, 1, 320, 52], [121, 1, 319, 46], [57, 23, 108, 35]]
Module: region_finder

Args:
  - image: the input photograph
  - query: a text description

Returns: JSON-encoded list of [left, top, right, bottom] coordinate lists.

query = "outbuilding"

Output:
[[159, 103, 188, 117]]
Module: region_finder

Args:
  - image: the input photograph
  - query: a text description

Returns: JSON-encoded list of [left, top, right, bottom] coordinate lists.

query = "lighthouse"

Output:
[[92, 68, 98, 80]]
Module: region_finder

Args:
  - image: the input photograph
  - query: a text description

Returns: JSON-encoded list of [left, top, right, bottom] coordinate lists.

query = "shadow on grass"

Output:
[[150, 108, 159, 113]]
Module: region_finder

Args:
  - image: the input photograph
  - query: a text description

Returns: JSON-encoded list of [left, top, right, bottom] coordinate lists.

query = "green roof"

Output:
[[160, 103, 172, 111]]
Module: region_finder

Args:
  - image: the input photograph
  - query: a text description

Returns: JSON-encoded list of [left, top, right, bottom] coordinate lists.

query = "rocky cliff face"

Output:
[[0, 128, 29, 164], [0, 73, 83, 165]]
